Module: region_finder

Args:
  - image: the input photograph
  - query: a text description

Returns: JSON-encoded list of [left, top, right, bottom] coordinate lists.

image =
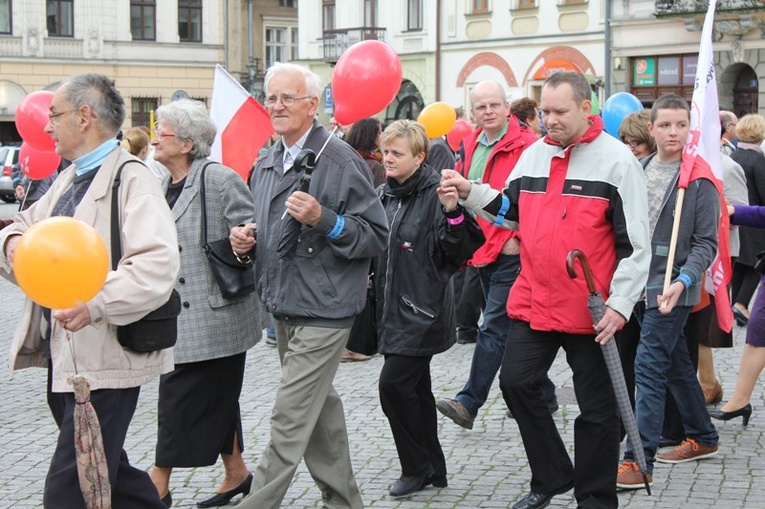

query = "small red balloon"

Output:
[[332, 40, 402, 125], [446, 120, 474, 152], [19, 142, 60, 180], [15, 91, 56, 152]]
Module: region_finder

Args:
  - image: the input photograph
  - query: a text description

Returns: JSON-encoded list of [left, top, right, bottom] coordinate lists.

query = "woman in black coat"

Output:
[[375, 120, 484, 498], [730, 114, 765, 324]]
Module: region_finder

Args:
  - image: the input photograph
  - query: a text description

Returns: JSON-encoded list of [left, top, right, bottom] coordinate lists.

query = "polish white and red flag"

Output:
[[679, 0, 733, 332], [210, 64, 274, 180]]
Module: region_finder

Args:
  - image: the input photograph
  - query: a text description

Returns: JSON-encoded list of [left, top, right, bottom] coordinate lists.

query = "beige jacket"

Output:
[[0, 147, 179, 392]]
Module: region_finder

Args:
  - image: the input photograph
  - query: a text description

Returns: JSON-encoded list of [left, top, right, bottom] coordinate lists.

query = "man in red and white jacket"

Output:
[[441, 72, 650, 509], [436, 81, 555, 432]]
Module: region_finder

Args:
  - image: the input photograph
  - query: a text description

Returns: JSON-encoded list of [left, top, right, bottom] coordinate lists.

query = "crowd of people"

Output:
[[0, 61, 763, 509]]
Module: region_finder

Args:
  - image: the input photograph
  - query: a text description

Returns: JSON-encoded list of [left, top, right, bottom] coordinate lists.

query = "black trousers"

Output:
[[379, 354, 446, 478], [45, 380, 166, 509], [732, 260, 759, 309], [453, 266, 484, 342], [499, 320, 618, 509]]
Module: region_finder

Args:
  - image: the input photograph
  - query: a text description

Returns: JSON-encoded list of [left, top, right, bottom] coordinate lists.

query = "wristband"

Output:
[[447, 214, 465, 226], [675, 273, 692, 289]]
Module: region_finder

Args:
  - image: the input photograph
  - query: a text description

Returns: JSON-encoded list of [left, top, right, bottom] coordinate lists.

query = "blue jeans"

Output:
[[624, 305, 719, 473], [456, 254, 555, 416]]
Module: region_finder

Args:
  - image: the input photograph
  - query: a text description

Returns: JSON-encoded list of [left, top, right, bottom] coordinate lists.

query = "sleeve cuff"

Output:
[[326, 215, 345, 239], [675, 273, 692, 289]]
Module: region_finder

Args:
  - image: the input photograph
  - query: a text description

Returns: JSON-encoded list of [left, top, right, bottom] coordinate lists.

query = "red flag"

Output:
[[678, 0, 732, 332], [210, 64, 274, 180]]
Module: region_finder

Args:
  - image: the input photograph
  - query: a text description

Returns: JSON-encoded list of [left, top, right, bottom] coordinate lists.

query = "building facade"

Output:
[[611, 0, 764, 116]]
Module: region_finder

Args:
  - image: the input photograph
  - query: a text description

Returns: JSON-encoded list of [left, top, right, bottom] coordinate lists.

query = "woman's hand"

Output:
[[230, 224, 256, 254], [437, 184, 459, 212], [4, 235, 20, 269], [440, 170, 472, 199]]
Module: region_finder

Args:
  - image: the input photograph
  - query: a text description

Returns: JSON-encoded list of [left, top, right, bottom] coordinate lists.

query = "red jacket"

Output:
[[456, 116, 538, 266]]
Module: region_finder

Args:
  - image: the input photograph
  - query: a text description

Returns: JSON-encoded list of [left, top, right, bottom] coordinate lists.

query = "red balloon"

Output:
[[19, 142, 60, 180], [16, 91, 56, 152], [446, 120, 474, 152], [332, 40, 402, 125]]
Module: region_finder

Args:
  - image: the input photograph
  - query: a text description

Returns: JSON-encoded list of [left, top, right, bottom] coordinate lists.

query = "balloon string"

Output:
[[18, 180, 31, 212], [56, 321, 79, 375]]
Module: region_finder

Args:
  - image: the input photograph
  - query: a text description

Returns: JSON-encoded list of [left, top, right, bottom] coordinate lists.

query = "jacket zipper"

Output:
[[402, 296, 435, 318], [381, 199, 403, 327]]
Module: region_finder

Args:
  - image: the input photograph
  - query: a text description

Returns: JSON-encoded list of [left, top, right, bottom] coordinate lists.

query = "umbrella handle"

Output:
[[565, 250, 598, 295]]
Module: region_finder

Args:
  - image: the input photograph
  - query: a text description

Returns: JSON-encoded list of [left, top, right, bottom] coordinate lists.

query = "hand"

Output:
[[52, 304, 91, 333], [5, 235, 20, 269], [230, 224, 256, 254], [658, 281, 685, 314], [500, 238, 520, 255], [285, 191, 322, 226], [593, 306, 626, 345], [15, 185, 25, 200], [440, 170, 472, 199], [727, 204, 734, 216], [436, 184, 459, 212]]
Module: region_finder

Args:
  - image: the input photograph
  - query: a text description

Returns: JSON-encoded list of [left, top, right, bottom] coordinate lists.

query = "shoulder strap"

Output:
[[199, 161, 216, 246], [110, 160, 148, 271]]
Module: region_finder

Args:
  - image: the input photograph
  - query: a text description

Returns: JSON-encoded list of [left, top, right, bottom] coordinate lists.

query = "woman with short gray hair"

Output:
[[149, 99, 263, 508]]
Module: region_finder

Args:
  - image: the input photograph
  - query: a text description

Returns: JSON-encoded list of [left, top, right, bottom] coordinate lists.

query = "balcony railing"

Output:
[[655, 0, 765, 16], [322, 27, 386, 62]]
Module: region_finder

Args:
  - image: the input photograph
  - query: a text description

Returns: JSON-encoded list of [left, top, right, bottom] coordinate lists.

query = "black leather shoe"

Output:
[[196, 473, 253, 508], [732, 305, 749, 326], [161, 492, 172, 508], [424, 473, 448, 488], [389, 467, 434, 498], [512, 482, 574, 509]]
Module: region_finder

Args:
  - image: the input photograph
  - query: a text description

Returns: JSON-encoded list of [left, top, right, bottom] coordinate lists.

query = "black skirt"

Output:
[[155, 352, 247, 468]]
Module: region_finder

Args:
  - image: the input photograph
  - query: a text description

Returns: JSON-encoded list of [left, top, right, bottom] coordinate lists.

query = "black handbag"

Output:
[[346, 267, 378, 356], [200, 163, 256, 299], [111, 161, 181, 352]]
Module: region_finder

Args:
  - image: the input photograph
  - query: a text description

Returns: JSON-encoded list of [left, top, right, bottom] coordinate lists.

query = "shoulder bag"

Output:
[[200, 162, 256, 299], [111, 161, 181, 352]]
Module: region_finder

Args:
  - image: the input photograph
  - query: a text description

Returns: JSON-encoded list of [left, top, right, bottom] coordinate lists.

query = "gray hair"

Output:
[[155, 99, 217, 159], [544, 71, 592, 106], [264, 62, 322, 99], [62, 73, 125, 135]]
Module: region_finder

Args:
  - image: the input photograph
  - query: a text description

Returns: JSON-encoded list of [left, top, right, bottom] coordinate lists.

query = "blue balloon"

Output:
[[602, 92, 643, 138]]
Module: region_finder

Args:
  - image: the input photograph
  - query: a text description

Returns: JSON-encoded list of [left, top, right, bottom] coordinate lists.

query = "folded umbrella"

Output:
[[277, 149, 316, 260], [566, 250, 651, 495]]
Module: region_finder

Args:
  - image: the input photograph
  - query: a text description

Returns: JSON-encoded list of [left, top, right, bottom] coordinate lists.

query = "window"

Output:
[[364, 0, 377, 27], [266, 28, 285, 69], [517, 0, 537, 8], [0, 0, 10, 35], [407, 0, 422, 30], [323, 0, 335, 31], [47, 0, 73, 37], [290, 27, 298, 60], [131, 97, 158, 128], [178, 0, 202, 42], [629, 54, 697, 105], [130, 0, 155, 41], [472, 0, 489, 13], [278, 0, 295, 6]]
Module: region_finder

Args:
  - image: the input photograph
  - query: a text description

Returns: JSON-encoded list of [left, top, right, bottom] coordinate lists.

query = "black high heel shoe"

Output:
[[196, 473, 253, 508], [709, 404, 752, 427], [731, 306, 749, 326], [161, 492, 172, 508]]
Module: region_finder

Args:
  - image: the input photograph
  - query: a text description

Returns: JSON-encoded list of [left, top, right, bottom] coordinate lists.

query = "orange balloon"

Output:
[[14, 217, 109, 309], [417, 102, 457, 139]]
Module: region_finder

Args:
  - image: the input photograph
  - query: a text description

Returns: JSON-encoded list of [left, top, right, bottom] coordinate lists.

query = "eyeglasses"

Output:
[[154, 129, 177, 140], [473, 102, 506, 114], [624, 139, 645, 148], [265, 94, 312, 108], [48, 109, 77, 123]]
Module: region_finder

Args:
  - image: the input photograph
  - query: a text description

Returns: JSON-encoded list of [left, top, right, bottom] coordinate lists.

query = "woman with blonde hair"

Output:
[[375, 119, 483, 498], [121, 126, 150, 160]]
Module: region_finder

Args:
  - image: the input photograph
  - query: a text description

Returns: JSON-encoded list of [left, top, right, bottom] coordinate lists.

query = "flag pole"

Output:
[[660, 188, 685, 310]]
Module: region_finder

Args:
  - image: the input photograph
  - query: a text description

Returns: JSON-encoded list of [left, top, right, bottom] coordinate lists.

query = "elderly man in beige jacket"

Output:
[[0, 73, 178, 509]]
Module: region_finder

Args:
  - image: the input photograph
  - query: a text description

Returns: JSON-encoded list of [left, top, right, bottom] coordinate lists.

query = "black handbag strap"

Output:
[[199, 161, 216, 246], [110, 160, 149, 271]]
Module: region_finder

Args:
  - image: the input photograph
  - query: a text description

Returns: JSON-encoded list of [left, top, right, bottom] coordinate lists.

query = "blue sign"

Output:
[[324, 86, 334, 114]]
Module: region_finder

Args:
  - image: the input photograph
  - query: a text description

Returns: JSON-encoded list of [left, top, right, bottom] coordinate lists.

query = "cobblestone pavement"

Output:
[[0, 273, 763, 508]]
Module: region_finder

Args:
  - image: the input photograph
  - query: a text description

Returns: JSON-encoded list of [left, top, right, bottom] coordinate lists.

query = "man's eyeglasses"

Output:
[[48, 109, 77, 123], [265, 94, 312, 108]]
